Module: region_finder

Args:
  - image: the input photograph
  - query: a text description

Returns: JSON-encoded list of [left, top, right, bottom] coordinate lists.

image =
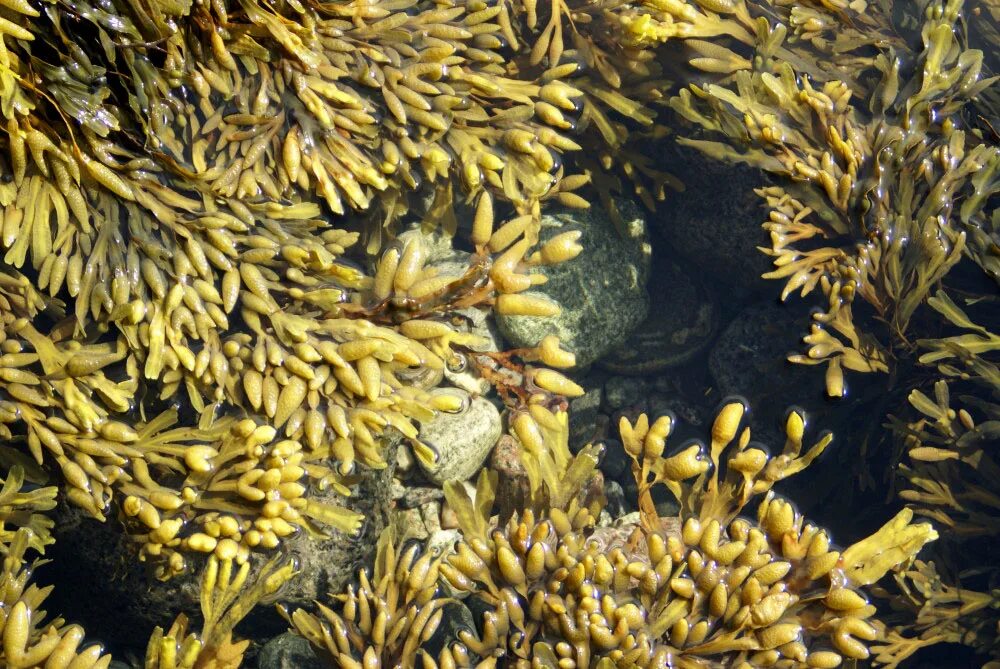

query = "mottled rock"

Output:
[[392, 507, 429, 545], [602, 376, 649, 412], [424, 600, 477, 659], [490, 434, 530, 519], [647, 393, 708, 430], [600, 258, 718, 374], [417, 389, 502, 485], [709, 300, 826, 436], [655, 147, 771, 298], [604, 480, 630, 520], [491, 433, 604, 519], [496, 199, 652, 368], [47, 437, 399, 647], [568, 385, 604, 451], [257, 633, 324, 669]]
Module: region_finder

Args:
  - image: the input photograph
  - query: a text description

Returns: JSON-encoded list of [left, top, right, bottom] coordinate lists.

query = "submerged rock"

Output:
[[655, 148, 771, 298], [496, 199, 652, 368], [600, 258, 718, 374], [417, 388, 502, 485], [709, 300, 825, 435]]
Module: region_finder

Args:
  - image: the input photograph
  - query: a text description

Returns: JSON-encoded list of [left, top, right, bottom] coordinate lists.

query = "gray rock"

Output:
[[568, 385, 604, 451], [603, 376, 649, 412], [604, 480, 630, 520], [709, 300, 826, 437], [597, 437, 630, 483], [257, 633, 324, 669], [600, 258, 718, 374], [496, 199, 652, 368], [647, 393, 707, 429], [417, 388, 502, 485], [47, 436, 400, 646], [655, 147, 771, 298]]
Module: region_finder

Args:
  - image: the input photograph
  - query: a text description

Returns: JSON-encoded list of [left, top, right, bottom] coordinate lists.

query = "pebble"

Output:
[[602, 376, 649, 412], [417, 388, 502, 485], [257, 633, 324, 669]]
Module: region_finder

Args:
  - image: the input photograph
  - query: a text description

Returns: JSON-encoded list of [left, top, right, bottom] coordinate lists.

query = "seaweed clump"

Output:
[[286, 401, 937, 667], [668, 0, 999, 397]]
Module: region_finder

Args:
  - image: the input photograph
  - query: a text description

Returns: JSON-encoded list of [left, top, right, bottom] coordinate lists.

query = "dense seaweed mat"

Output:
[[0, 0, 997, 666]]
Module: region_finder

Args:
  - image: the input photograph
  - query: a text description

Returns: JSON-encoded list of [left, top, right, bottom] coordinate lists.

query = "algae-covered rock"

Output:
[[417, 389, 502, 485], [496, 199, 652, 368]]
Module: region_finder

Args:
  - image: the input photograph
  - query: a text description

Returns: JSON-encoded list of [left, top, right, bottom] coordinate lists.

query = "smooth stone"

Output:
[[603, 376, 649, 412], [46, 436, 399, 648], [599, 258, 718, 374], [709, 300, 826, 436], [257, 633, 324, 669], [655, 145, 771, 298], [417, 389, 502, 485], [496, 198, 652, 368]]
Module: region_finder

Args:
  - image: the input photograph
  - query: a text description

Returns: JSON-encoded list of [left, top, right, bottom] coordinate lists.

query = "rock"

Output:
[[392, 507, 430, 545], [602, 376, 649, 412], [46, 437, 400, 648], [655, 146, 771, 298], [604, 480, 630, 521], [597, 437, 630, 483], [600, 258, 718, 374], [417, 389, 502, 485], [709, 300, 827, 437], [568, 385, 604, 451], [496, 199, 652, 368], [397, 485, 444, 509], [490, 434, 530, 519], [257, 633, 324, 669], [647, 393, 708, 431]]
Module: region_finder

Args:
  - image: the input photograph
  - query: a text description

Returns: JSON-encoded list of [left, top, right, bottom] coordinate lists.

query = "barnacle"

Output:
[[290, 401, 937, 668], [669, 0, 1000, 396]]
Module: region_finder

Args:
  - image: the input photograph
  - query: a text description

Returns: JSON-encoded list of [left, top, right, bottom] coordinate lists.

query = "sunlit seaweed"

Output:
[[873, 292, 1000, 665], [288, 401, 937, 668], [668, 0, 999, 396]]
